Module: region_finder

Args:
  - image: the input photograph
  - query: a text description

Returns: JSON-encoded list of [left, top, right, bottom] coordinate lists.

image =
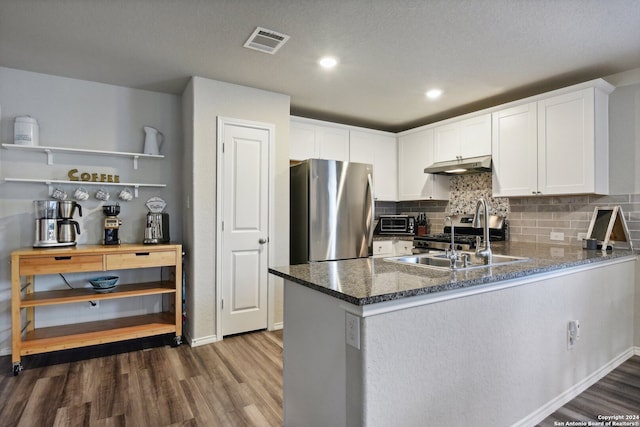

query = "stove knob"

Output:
[[456, 244, 463, 251]]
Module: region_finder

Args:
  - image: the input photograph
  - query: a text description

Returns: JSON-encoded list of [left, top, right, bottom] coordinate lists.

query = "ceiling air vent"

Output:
[[243, 27, 290, 54]]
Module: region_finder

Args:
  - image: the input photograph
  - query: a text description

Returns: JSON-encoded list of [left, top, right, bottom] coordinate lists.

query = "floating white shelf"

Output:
[[3, 178, 166, 198], [2, 143, 164, 169]]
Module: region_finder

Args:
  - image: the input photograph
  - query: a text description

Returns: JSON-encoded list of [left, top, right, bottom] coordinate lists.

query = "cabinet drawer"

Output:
[[20, 255, 104, 275], [105, 251, 176, 270]]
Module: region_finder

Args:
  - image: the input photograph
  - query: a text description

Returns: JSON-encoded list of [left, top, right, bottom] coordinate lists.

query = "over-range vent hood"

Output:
[[424, 155, 492, 175]]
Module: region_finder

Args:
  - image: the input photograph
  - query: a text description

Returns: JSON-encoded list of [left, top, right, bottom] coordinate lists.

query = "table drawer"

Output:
[[105, 251, 176, 270], [20, 255, 104, 275]]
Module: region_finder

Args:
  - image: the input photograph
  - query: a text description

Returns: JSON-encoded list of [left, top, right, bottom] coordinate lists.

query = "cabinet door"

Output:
[[393, 240, 413, 256], [290, 121, 317, 160], [433, 123, 460, 163], [372, 134, 397, 201], [538, 88, 595, 195], [459, 114, 491, 158], [318, 126, 349, 161], [434, 114, 491, 162], [398, 129, 449, 200], [491, 103, 538, 197], [372, 240, 394, 257], [350, 130, 397, 201]]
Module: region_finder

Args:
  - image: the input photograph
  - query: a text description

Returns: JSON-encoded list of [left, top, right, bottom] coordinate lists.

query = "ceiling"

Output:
[[1, 0, 639, 132]]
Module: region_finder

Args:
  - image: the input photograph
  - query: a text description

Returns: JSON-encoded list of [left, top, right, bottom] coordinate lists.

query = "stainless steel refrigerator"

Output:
[[290, 159, 374, 264]]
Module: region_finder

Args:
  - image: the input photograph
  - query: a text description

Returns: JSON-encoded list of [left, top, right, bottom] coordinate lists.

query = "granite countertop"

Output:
[[269, 242, 637, 306]]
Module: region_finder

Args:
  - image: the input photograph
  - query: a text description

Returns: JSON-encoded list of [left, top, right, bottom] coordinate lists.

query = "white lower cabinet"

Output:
[[393, 240, 413, 256], [372, 240, 394, 258], [397, 128, 449, 200], [492, 80, 613, 197], [372, 240, 413, 257], [349, 130, 397, 201]]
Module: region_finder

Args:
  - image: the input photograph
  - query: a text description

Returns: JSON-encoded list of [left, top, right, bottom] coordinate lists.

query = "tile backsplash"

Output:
[[378, 172, 639, 248]]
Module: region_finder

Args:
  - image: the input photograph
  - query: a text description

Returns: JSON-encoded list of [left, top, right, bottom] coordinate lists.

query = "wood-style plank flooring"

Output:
[[537, 355, 640, 426], [0, 331, 638, 427], [0, 331, 283, 427]]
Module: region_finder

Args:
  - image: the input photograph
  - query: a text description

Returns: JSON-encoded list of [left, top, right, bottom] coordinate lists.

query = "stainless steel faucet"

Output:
[[473, 198, 493, 264], [444, 216, 458, 268]]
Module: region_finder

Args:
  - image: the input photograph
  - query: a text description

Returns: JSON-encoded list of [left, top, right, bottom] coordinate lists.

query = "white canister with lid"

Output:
[[14, 116, 39, 146]]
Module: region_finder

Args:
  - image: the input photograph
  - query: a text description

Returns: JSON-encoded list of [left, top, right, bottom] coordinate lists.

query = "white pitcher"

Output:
[[143, 126, 163, 155]]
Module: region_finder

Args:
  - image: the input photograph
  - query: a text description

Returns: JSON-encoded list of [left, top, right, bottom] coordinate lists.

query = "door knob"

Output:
[[259, 238, 269, 244]]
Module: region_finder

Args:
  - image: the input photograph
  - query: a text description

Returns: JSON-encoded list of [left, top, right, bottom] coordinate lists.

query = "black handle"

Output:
[[54, 256, 72, 260], [135, 252, 150, 256]]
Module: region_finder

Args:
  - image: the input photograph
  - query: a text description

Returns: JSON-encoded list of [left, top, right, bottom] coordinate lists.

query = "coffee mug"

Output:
[[74, 186, 89, 201], [119, 187, 133, 201], [95, 188, 110, 201], [51, 187, 67, 200]]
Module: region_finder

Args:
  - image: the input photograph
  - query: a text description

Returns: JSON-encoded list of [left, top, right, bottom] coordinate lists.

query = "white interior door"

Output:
[[219, 119, 270, 336]]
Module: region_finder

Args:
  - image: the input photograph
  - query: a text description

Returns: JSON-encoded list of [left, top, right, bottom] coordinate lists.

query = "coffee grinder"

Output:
[[103, 203, 122, 245], [143, 197, 170, 244]]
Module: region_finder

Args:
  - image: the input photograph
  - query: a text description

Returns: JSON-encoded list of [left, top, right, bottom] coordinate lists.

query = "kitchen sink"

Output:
[[385, 252, 530, 271]]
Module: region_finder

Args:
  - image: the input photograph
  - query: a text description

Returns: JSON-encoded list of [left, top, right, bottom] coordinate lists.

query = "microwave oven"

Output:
[[378, 215, 415, 235]]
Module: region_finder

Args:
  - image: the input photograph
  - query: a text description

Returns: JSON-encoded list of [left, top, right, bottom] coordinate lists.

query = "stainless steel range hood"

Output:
[[424, 155, 492, 175]]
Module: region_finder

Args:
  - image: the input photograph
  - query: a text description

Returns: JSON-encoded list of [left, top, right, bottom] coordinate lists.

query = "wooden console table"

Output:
[[10, 244, 182, 375]]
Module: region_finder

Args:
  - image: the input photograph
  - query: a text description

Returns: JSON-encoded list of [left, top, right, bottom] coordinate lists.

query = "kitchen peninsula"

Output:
[[269, 242, 638, 427]]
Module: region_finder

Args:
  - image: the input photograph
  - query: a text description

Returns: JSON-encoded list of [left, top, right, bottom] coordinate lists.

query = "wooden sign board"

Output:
[[585, 206, 633, 250]]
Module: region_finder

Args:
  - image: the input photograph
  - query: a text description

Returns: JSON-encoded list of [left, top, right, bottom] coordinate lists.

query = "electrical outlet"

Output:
[[550, 232, 565, 241], [567, 320, 580, 350], [89, 300, 99, 309], [345, 312, 360, 349]]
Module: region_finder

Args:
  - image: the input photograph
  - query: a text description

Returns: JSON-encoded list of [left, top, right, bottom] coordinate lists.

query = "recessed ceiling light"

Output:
[[319, 56, 338, 69], [425, 89, 443, 100]]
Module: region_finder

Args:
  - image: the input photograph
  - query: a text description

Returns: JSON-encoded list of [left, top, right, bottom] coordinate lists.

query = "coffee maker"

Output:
[[57, 200, 82, 244], [143, 197, 170, 244], [33, 200, 77, 247], [103, 204, 122, 245]]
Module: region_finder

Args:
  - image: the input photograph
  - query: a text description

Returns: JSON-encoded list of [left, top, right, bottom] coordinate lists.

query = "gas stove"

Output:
[[413, 214, 507, 252]]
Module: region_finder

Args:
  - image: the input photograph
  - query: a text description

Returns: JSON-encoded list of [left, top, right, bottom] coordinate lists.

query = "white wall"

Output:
[[182, 76, 289, 344], [0, 67, 182, 354]]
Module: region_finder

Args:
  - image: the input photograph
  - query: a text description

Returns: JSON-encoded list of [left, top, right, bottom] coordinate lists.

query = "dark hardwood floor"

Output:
[[0, 330, 283, 427], [0, 331, 637, 427], [537, 355, 640, 427]]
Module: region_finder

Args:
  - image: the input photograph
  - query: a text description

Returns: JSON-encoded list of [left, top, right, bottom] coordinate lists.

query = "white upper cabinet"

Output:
[[537, 88, 606, 195], [349, 130, 397, 201], [290, 121, 317, 160], [434, 113, 491, 163], [317, 126, 350, 161], [290, 118, 349, 162], [492, 80, 613, 197], [397, 128, 449, 201], [491, 102, 538, 197]]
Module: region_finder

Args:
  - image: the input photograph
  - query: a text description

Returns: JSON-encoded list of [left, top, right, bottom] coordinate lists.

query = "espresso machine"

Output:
[[103, 204, 122, 245], [33, 200, 77, 247], [57, 200, 82, 244], [143, 197, 170, 244]]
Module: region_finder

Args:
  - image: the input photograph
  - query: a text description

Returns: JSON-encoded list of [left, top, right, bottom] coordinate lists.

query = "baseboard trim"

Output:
[[513, 347, 636, 427], [634, 346, 640, 356], [271, 322, 283, 331], [187, 333, 219, 347]]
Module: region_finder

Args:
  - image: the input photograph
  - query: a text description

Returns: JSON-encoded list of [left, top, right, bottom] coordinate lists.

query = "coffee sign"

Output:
[[67, 168, 120, 183]]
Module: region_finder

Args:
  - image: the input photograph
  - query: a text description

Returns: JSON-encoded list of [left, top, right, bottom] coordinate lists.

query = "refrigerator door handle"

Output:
[[367, 173, 375, 247]]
